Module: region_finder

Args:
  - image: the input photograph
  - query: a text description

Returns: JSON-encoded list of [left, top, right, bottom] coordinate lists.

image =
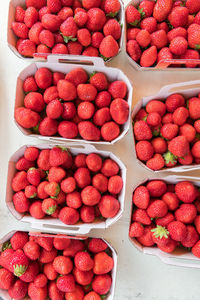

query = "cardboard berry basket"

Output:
[[0, 231, 117, 300], [125, 0, 200, 71], [7, 0, 124, 62], [14, 54, 132, 145], [132, 79, 200, 172], [130, 175, 200, 269], [6, 143, 126, 235]]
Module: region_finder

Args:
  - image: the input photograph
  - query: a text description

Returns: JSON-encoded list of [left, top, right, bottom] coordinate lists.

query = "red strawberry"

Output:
[[15, 6, 25, 22], [53, 235, 71, 250], [129, 222, 144, 238], [23, 76, 38, 92], [39, 29, 55, 48], [24, 92, 45, 112], [8, 279, 28, 300], [168, 221, 187, 241], [179, 123, 196, 143], [49, 146, 71, 167], [137, 226, 155, 246], [166, 93, 185, 112], [81, 186, 101, 206], [0, 268, 14, 290], [28, 282, 47, 300], [136, 29, 151, 48], [146, 180, 167, 197], [92, 174, 108, 193], [157, 22, 169, 32], [104, 0, 121, 17], [10, 231, 28, 250], [126, 40, 142, 62], [147, 200, 168, 218], [35, 68, 52, 90], [37, 149, 50, 171], [0, 249, 14, 272], [182, 226, 199, 248], [98, 195, 120, 218], [13, 191, 30, 213], [63, 240, 85, 257], [87, 8, 106, 31], [108, 175, 123, 194], [167, 27, 187, 42], [181, 49, 200, 68], [17, 39, 36, 57], [99, 35, 119, 59], [146, 153, 165, 170], [10, 249, 29, 277], [26, 0, 46, 9], [65, 284, 84, 300], [56, 274, 75, 293], [140, 46, 157, 67], [58, 7, 73, 21], [53, 256, 73, 275], [77, 28, 91, 47], [24, 7, 38, 28], [12, 171, 29, 192], [23, 241, 40, 260], [73, 267, 93, 286], [156, 213, 175, 227], [92, 32, 104, 48], [27, 168, 41, 186], [139, 1, 155, 18], [152, 137, 167, 154], [188, 24, 200, 49], [103, 19, 121, 40], [34, 274, 47, 288], [59, 207, 80, 225], [192, 141, 200, 159], [186, 0, 200, 14], [188, 97, 200, 119], [168, 136, 189, 158], [78, 121, 101, 141], [126, 5, 141, 26], [43, 262, 58, 280], [175, 204, 197, 224], [42, 198, 57, 215], [92, 274, 112, 295], [135, 141, 154, 161], [153, 0, 173, 22], [49, 281, 64, 300], [175, 181, 197, 203], [168, 6, 189, 28], [28, 22, 44, 45], [134, 120, 152, 141], [47, 0, 62, 13], [132, 185, 150, 209], [127, 28, 140, 40], [169, 37, 188, 55], [39, 247, 57, 264], [140, 17, 157, 33], [151, 30, 168, 49], [20, 261, 39, 283], [80, 205, 95, 223], [57, 80, 77, 101], [29, 201, 45, 219], [158, 238, 177, 253], [162, 113, 173, 124], [41, 13, 61, 32], [67, 41, 83, 54], [132, 208, 151, 225], [12, 22, 29, 39], [93, 252, 114, 275], [151, 225, 169, 246], [16, 158, 34, 171], [192, 240, 200, 258], [88, 238, 108, 253], [160, 123, 179, 140], [194, 215, 200, 234], [24, 147, 39, 161], [43, 86, 59, 104], [15, 107, 40, 128], [60, 17, 78, 40], [162, 192, 179, 210], [74, 10, 88, 27]]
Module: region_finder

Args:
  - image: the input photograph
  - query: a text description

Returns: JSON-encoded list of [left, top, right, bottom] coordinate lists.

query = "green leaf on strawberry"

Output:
[[195, 44, 200, 50], [46, 205, 57, 215], [13, 264, 27, 277], [89, 71, 97, 79], [32, 124, 39, 134], [2, 241, 12, 252], [129, 19, 140, 27], [138, 8, 145, 18], [60, 32, 77, 43], [106, 11, 119, 17], [163, 151, 177, 164], [151, 225, 169, 239], [100, 54, 110, 61]]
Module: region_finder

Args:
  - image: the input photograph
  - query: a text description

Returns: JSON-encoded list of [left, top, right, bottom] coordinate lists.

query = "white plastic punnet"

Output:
[[130, 175, 200, 269], [6, 143, 126, 235], [7, 0, 124, 62], [14, 54, 133, 145], [132, 80, 200, 172], [125, 0, 200, 71], [0, 231, 117, 300]]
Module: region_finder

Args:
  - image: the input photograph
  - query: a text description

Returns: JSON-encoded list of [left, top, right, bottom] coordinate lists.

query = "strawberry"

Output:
[[39, 247, 57, 264], [46, 99, 63, 119], [126, 5, 141, 26], [16, 158, 34, 171], [162, 192, 179, 210], [74, 10, 88, 27], [168, 135, 190, 158], [104, 0, 121, 17], [81, 186, 101, 206], [151, 225, 169, 246], [179, 123, 196, 143], [88, 238, 108, 253], [92, 274, 112, 295], [98, 195, 120, 218], [127, 28, 141, 40], [78, 121, 101, 141], [147, 180, 167, 197], [35, 68, 53, 90], [53, 256, 73, 275], [139, 1, 155, 18], [20, 261, 39, 282], [136, 29, 151, 48], [43, 86, 59, 104], [47, 0, 62, 13], [157, 22, 169, 33], [12, 171, 29, 192], [188, 24, 200, 49], [153, 0, 173, 22], [160, 123, 179, 140], [63, 240, 85, 257], [15, 107, 40, 128], [60, 17, 78, 41], [77, 28, 91, 47], [23, 241, 40, 260], [27, 168, 41, 186], [41, 13, 61, 32], [39, 117, 58, 137], [93, 252, 114, 274], [65, 284, 84, 300], [66, 191, 82, 209], [181, 49, 200, 68], [163, 151, 177, 168], [24, 147, 39, 161], [57, 80, 77, 101], [26, 0, 46, 9], [137, 226, 155, 246], [58, 7, 73, 21], [168, 221, 187, 241], [15, 6, 25, 22], [146, 153, 165, 170], [175, 181, 197, 203], [42, 198, 57, 215], [132, 185, 150, 209], [127, 40, 142, 62], [58, 121, 78, 139], [34, 274, 47, 288], [24, 7, 38, 28], [110, 98, 129, 125], [59, 207, 80, 225], [80, 205, 95, 223], [53, 235, 71, 250], [60, 177, 76, 194], [29, 201, 45, 219], [129, 222, 144, 238], [24, 92, 45, 112], [158, 47, 173, 64], [101, 159, 119, 177], [175, 204, 197, 224], [56, 274, 75, 293], [11, 22, 29, 39], [37, 150, 51, 171], [132, 208, 151, 225], [0, 268, 14, 290], [167, 27, 187, 42], [152, 137, 167, 153], [140, 45, 157, 67], [49, 281, 64, 300], [10, 231, 28, 250], [192, 141, 200, 158], [194, 215, 200, 234], [147, 100, 166, 117], [86, 8, 106, 31], [28, 282, 47, 300], [166, 93, 185, 112], [156, 213, 175, 227], [92, 32, 104, 48], [140, 17, 157, 33], [186, 0, 200, 14], [28, 22, 44, 45], [92, 174, 108, 193], [18, 39, 36, 57], [109, 80, 127, 99], [162, 113, 173, 124], [151, 29, 168, 49], [99, 35, 119, 59], [67, 41, 83, 54], [8, 279, 28, 300], [134, 120, 152, 140], [169, 37, 188, 55], [147, 200, 168, 218], [192, 240, 200, 258], [39, 29, 55, 48], [108, 175, 123, 194], [62, 102, 76, 120], [43, 262, 58, 280], [182, 225, 199, 248], [158, 238, 177, 253], [168, 6, 189, 28], [49, 146, 71, 167], [73, 267, 93, 286], [188, 97, 200, 119], [23, 76, 38, 92], [78, 101, 95, 120], [10, 249, 29, 277]]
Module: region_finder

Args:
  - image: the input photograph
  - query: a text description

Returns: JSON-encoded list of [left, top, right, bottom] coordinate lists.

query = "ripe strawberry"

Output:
[[168, 6, 189, 28], [10, 249, 29, 277], [15, 6, 25, 22], [49, 281, 64, 300], [127, 40, 142, 62], [188, 24, 200, 49], [10, 231, 28, 250], [137, 225, 155, 246], [47, 0, 62, 13], [13, 191, 30, 213], [23, 76, 38, 93], [156, 213, 175, 227], [12, 22, 29, 39], [110, 98, 129, 125], [194, 120, 200, 133], [169, 37, 188, 55], [127, 28, 141, 40], [153, 0, 173, 22], [140, 46, 157, 67], [134, 120, 152, 141], [23, 241, 40, 260], [65, 68, 88, 87], [65, 284, 84, 300], [136, 29, 151, 48], [16, 158, 34, 171], [160, 123, 179, 140], [34, 274, 47, 288], [194, 215, 200, 234], [58, 121, 78, 139], [27, 168, 41, 186], [39, 29, 55, 48], [0, 268, 14, 290], [147, 200, 168, 218], [73, 267, 93, 286], [29, 201, 45, 219], [24, 92, 45, 113], [12, 171, 29, 192], [162, 113, 173, 124], [168, 135, 189, 158], [186, 0, 200, 14], [182, 225, 199, 248], [77, 28, 91, 47], [132, 208, 151, 225], [35, 68, 52, 90], [151, 225, 169, 246], [152, 137, 167, 153], [28, 282, 47, 300], [78, 121, 101, 141], [18, 39, 36, 57], [179, 124, 196, 143], [108, 175, 123, 194], [175, 204, 197, 224], [80, 205, 95, 223], [60, 17, 78, 40], [140, 17, 157, 33], [136, 140, 154, 161], [162, 192, 179, 211], [49, 146, 70, 167], [151, 29, 168, 49], [39, 247, 57, 264], [57, 80, 77, 101], [37, 150, 50, 171], [147, 180, 167, 197], [59, 207, 80, 225], [166, 93, 185, 112], [132, 185, 150, 209], [20, 261, 39, 283], [104, 0, 121, 17], [92, 274, 112, 295], [74, 10, 88, 27], [92, 32, 104, 48], [146, 153, 165, 170], [129, 222, 144, 238], [53, 235, 71, 250], [83, 45, 99, 56], [81, 186, 101, 206], [63, 240, 85, 257], [181, 49, 200, 68], [168, 221, 187, 241], [42, 198, 57, 215], [41, 13, 61, 32], [56, 274, 75, 293], [43, 262, 58, 280], [175, 181, 197, 203], [192, 141, 200, 158], [158, 238, 177, 253], [44, 182, 60, 198], [88, 238, 108, 253], [78, 101, 95, 120], [188, 97, 200, 119], [8, 279, 28, 300], [98, 195, 120, 218], [53, 256, 73, 275], [167, 27, 187, 42], [92, 174, 108, 193], [58, 7, 73, 21], [86, 8, 106, 31], [157, 22, 169, 32], [67, 41, 83, 54], [103, 19, 121, 40], [93, 252, 114, 275], [192, 240, 200, 258], [139, 1, 155, 18], [24, 7, 38, 28], [15, 106, 40, 128], [126, 5, 141, 26], [43, 86, 59, 104], [99, 35, 119, 59]]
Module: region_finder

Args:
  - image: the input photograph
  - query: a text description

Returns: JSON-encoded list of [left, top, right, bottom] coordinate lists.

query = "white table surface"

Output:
[[1, 1, 200, 299]]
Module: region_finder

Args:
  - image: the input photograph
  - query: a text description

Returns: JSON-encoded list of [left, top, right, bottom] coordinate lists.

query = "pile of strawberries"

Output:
[[130, 180, 200, 258], [15, 67, 129, 142], [0, 231, 114, 299], [11, 146, 123, 225], [11, 0, 122, 60], [126, 0, 200, 68], [133, 93, 200, 170]]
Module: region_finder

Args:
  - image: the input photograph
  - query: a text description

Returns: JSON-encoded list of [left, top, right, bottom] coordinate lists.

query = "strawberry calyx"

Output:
[[29, 192, 37, 199], [101, 294, 109, 300], [100, 54, 110, 61], [60, 32, 77, 43], [195, 44, 200, 50], [196, 133, 200, 140], [56, 145, 68, 152], [163, 151, 177, 164], [46, 205, 57, 215], [152, 128, 160, 137], [143, 115, 147, 121], [138, 8, 145, 18], [106, 11, 119, 17], [151, 225, 169, 239], [89, 71, 97, 79], [13, 264, 27, 277], [28, 167, 36, 171], [129, 19, 140, 27], [2, 241, 12, 252], [32, 124, 39, 134]]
